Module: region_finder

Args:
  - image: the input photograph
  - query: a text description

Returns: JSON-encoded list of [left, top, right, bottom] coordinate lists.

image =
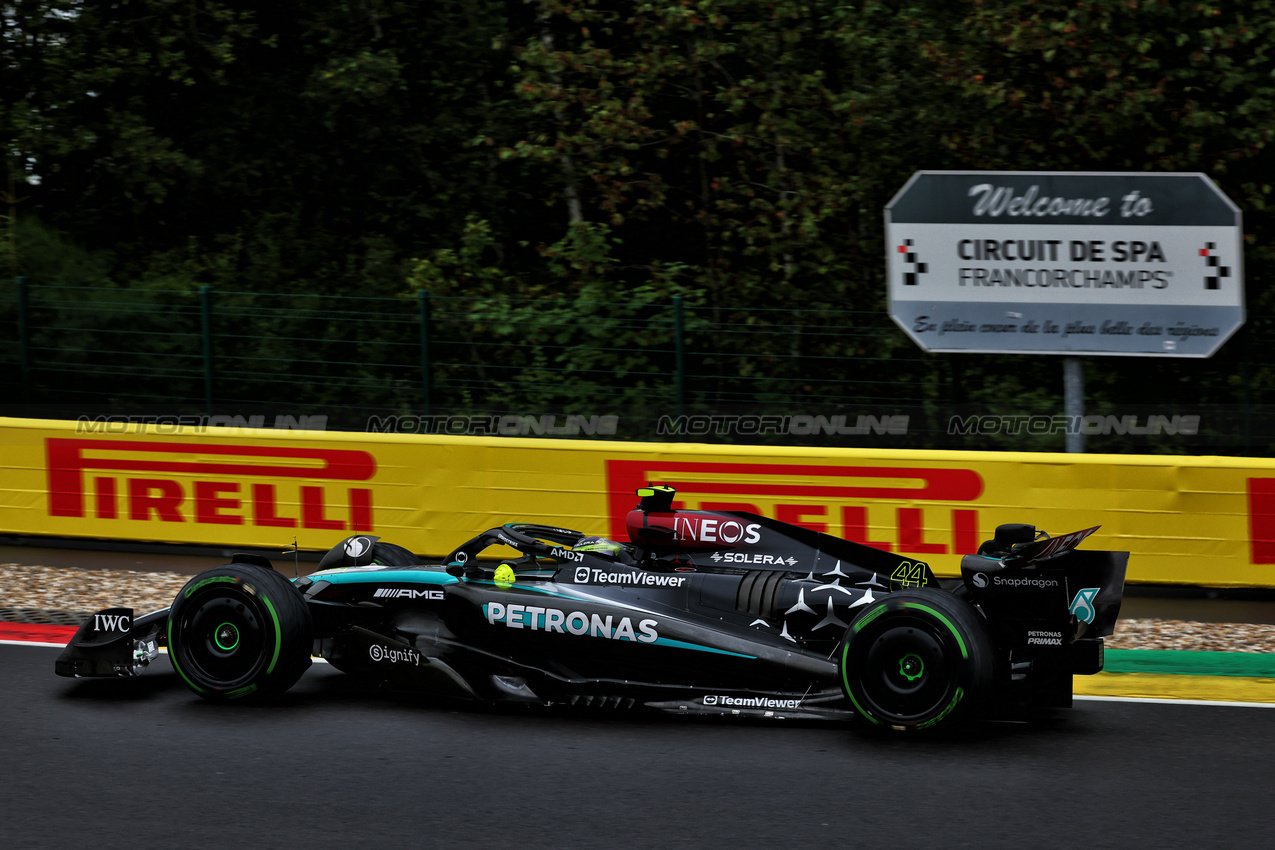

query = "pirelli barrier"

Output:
[[3, 416, 1275, 587]]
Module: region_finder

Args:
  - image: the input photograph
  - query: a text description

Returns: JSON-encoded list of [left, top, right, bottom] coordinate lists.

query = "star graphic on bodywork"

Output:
[[779, 621, 797, 642], [785, 587, 816, 616], [750, 618, 770, 628], [813, 578, 855, 597], [813, 595, 848, 631], [850, 587, 876, 608], [821, 560, 849, 579], [857, 572, 885, 588]]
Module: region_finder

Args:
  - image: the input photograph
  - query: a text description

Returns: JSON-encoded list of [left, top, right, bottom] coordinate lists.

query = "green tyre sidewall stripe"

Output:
[[899, 602, 968, 660], [260, 592, 282, 677], [841, 641, 881, 725]]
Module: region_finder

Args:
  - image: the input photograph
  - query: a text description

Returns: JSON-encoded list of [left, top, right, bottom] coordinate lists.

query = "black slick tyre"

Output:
[[168, 563, 312, 701], [838, 588, 994, 732]]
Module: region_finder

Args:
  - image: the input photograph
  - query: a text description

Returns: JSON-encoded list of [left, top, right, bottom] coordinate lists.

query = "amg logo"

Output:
[[94, 613, 131, 632], [372, 588, 444, 600], [589, 570, 687, 587], [550, 547, 584, 562]]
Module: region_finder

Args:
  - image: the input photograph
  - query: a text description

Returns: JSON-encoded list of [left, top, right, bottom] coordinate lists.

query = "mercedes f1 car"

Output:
[[57, 485, 1127, 732]]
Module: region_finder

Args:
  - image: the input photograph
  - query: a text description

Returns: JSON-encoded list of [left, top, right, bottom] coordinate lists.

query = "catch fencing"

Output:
[[2, 277, 1273, 454]]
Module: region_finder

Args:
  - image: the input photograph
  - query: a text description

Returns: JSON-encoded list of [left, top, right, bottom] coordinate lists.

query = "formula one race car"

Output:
[[56, 485, 1128, 732]]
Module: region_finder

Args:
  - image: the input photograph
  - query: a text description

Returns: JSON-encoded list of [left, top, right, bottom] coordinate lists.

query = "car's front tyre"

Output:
[[168, 563, 312, 701]]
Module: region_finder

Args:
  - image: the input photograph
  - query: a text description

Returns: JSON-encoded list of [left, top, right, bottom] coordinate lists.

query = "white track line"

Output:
[[1074, 694, 1275, 709]]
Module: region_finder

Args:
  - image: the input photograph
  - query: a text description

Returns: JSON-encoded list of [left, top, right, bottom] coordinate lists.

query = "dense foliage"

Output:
[[3, 0, 1275, 450]]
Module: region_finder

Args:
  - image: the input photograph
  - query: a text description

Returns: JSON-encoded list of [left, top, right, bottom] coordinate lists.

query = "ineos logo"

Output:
[[574, 567, 590, 583], [345, 536, 372, 558], [972, 573, 989, 588]]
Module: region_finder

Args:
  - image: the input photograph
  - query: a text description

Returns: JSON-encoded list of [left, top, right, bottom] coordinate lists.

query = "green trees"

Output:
[[3, 0, 1275, 449]]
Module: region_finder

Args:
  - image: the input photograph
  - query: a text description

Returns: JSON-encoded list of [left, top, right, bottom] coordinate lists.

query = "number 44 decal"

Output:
[[891, 561, 928, 588]]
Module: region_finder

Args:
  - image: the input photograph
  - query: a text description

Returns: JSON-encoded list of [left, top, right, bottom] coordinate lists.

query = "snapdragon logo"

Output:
[[993, 576, 1059, 589], [485, 602, 658, 643]]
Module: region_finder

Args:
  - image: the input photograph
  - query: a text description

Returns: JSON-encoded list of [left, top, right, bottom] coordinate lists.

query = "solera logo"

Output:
[[46, 438, 377, 531], [606, 459, 985, 556]]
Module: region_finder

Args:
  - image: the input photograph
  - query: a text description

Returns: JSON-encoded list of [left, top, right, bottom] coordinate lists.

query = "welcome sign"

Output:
[[885, 172, 1244, 357]]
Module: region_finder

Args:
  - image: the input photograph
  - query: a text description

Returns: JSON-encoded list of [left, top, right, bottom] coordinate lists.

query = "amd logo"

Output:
[[550, 547, 584, 563]]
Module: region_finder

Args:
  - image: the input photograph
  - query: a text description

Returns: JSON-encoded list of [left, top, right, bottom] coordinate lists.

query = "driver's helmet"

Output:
[[573, 536, 625, 557]]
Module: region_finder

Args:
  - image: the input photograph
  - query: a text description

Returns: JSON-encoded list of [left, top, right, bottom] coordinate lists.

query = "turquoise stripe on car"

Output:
[[652, 637, 756, 659], [310, 569, 459, 586]]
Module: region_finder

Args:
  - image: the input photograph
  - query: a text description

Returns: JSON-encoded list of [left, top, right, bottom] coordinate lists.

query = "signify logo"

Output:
[[369, 644, 421, 665]]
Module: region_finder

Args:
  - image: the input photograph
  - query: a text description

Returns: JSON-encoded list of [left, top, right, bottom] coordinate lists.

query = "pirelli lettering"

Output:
[[45, 438, 375, 531]]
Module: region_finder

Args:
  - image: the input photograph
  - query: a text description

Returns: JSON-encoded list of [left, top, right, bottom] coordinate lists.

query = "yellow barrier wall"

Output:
[[3, 416, 1275, 586]]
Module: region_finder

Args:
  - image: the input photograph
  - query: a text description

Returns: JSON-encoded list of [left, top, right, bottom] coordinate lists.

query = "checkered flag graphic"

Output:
[[1200, 242, 1230, 290], [898, 239, 927, 285]]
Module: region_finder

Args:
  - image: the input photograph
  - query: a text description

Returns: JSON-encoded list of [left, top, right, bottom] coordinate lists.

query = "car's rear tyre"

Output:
[[168, 563, 312, 701], [838, 588, 994, 732]]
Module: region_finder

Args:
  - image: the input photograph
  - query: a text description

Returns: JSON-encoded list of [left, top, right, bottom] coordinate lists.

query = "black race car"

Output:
[[56, 485, 1127, 732]]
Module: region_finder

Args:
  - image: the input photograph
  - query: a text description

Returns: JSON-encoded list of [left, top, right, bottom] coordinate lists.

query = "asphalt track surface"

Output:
[[4, 644, 1274, 849]]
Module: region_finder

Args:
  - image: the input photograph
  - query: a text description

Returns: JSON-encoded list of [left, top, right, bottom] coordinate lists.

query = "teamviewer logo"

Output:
[[1200, 242, 1230, 290], [898, 239, 927, 285], [574, 566, 590, 583]]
